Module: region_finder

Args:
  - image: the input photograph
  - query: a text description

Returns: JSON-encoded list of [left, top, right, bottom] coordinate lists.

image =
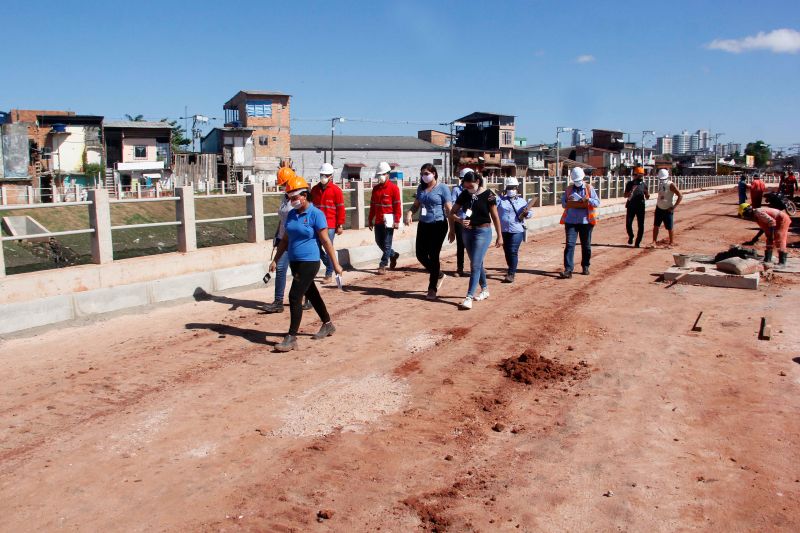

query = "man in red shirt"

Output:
[[784, 171, 798, 198], [368, 162, 402, 274], [750, 174, 766, 208], [310, 163, 346, 282]]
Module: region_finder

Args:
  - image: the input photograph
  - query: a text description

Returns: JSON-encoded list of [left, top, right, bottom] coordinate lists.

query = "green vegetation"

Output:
[[744, 141, 771, 168]]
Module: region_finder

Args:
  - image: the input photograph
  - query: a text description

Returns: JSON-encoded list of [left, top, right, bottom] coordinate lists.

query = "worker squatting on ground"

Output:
[[310, 163, 346, 283], [269, 176, 343, 352], [740, 203, 791, 266], [651, 169, 683, 248], [624, 166, 650, 248], [368, 162, 403, 274], [449, 170, 503, 309], [405, 163, 452, 300], [495, 177, 532, 283], [450, 169, 469, 277], [264, 166, 297, 314], [559, 167, 600, 279]]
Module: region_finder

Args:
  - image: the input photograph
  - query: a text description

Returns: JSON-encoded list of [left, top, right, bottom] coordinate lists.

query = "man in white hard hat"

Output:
[[310, 163, 346, 282], [450, 168, 473, 276], [559, 167, 600, 278], [368, 162, 402, 274], [650, 168, 683, 248]]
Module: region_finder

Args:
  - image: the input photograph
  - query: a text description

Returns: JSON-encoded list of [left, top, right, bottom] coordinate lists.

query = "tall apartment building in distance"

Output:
[[672, 131, 691, 155], [656, 135, 673, 155], [571, 129, 586, 146], [697, 129, 710, 151]]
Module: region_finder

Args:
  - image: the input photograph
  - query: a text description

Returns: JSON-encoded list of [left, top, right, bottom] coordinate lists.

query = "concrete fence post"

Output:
[[538, 176, 543, 206], [521, 175, 527, 200], [353, 180, 366, 229], [176, 186, 197, 253], [245, 183, 264, 243], [553, 176, 558, 206], [0, 232, 5, 278], [87, 189, 113, 264], [27, 186, 34, 204], [1, 185, 7, 206]]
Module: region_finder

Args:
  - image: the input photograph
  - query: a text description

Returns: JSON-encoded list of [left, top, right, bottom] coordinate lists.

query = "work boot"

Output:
[[263, 301, 284, 314], [503, 273, 515, 283], [763, 250, 773, 263], [582, 266, 590, 276], [275, 335, 298, 352], [778, 252, 788, 267], [559, 270, 572, 279], [426, 290, 437, 300], [312, 322, 336, 340], [390, 252, 400, 270]]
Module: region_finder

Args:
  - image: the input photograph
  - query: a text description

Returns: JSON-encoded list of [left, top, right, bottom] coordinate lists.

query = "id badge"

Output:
[[465, 208, 473, 218], [421, 207, 427, 216]]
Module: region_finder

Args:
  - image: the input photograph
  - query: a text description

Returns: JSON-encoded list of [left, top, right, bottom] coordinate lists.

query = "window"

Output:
[[245, 100, 272, 118], [433, 158, 443, 166], [501, 131, 513, 146], [134, 145, 147, 159], [224, 108, 240, 124], [259, 136, 268, 146]]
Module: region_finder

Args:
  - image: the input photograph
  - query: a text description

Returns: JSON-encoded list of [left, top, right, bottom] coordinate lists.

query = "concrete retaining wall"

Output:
[[0, 188, 728, 336]]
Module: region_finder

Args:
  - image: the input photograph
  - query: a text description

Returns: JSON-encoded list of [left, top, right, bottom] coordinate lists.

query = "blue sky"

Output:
[[2, 0, 799, 150]]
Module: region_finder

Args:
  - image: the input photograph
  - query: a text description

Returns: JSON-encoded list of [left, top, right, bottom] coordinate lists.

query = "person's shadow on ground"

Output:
[[486, 266, 561, 279], [340, 283, 461, 307], [185, 322, 303, 347], [193, 287, 268, 312]]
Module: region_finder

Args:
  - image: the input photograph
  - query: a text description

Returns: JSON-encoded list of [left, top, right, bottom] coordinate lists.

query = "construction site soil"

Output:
[[1, 190, 798, 532]]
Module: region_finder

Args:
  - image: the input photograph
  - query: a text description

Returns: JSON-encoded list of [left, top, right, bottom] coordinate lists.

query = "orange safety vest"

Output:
[[560, 185, 598, 226]]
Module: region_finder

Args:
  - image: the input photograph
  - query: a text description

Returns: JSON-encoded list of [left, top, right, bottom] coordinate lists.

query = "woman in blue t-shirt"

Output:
[[269, 177, 343, 352], [405, 163, 452, 300]]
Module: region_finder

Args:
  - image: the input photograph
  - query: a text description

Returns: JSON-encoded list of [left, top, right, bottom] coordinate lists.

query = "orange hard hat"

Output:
[[277, 167, 295, 186], [285, 175, 309, 193], [633, 166, 645, 175]]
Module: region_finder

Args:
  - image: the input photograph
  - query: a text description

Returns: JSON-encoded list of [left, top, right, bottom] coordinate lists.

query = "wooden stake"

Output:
[[758, 317, 771, 341], [692, 311, 704, 332]]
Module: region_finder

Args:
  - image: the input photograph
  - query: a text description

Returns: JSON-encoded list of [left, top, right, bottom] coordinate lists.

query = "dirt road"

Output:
[[1, 191, 798, 532]]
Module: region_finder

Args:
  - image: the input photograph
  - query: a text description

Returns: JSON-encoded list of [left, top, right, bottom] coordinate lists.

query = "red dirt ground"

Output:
[[1, 191, 798, 532]]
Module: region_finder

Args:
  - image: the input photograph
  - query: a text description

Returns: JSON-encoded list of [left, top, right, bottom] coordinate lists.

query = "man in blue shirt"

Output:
[[496, 177, 532, 283], [559, 167, 600, 278]]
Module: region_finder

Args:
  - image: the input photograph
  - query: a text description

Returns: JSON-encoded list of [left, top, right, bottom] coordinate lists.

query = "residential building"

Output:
[[290, 135, 447, 183], [512, 144, 550, 176], [572, 146, 622, 176], [571, 129, 586, 146], [591, 129, 625, 151], [7, 109, 76, 185], [656, 136, 673, 155], [672, 131, 691, 155], [453, 112, 516, 176], [36, 114, 104, 195], [690, 133, 700, 152], [417, 129, 452, 147], [697, 129, 710, 151], [202, 90, 291, 184], [104, 121, 173, 189]]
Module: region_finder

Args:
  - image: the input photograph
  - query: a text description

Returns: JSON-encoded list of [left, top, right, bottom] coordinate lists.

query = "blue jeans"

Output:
[[374, 224, 396, 267], [319, 228, 336, 276], [564, 223, 593, 272], [462, 226, 492, 297], [502, 231, 524, 274], [274, 238, 290, 302]]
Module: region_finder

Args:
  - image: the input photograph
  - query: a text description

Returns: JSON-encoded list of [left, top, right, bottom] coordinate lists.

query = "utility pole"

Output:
[[330, 117, 345, 168], [713, 132, 725, 174]]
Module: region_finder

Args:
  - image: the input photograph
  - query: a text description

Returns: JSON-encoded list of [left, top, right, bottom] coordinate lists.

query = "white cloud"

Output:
[[707, 28, 800, 54], [576, 54, 595, 64]]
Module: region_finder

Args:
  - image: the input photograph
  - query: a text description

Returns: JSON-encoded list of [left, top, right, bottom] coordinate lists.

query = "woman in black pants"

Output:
[[269, 176, 343, 352], [405, 163, 453, 300]]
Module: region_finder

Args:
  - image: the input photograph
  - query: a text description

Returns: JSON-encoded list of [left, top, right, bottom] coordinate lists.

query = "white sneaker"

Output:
[[475, 289, 490, 301], [436, 272, 447, 290], [460, 296, 473, 309]]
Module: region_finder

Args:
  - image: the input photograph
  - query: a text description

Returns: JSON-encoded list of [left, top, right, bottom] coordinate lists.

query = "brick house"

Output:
[[104, 121, 173, 189], [453, 112, 516, 177]]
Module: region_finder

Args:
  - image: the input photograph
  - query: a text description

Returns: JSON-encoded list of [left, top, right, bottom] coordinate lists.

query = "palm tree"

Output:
[[125, 114, 145, 122]]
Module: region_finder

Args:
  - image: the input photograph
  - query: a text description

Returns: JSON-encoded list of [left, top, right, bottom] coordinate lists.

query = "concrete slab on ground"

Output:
[[663, 261, 759, 290]]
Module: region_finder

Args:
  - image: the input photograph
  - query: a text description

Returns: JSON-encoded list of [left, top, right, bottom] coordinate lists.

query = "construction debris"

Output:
[[692, 312, 704, 332], [759, 317, 772, 341]]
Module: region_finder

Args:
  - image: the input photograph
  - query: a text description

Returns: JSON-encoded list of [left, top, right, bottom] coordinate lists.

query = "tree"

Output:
[[125, 114, 145, 122], [160, 118, 191, 154], [744, 140, 771, 168]]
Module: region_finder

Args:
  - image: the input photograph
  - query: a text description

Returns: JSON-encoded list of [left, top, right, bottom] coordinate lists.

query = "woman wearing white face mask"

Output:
[[496, 177, 533, 283], [405, 163, 452, 299], [270, 176, 343, 352], [448, 171, 503, 309]]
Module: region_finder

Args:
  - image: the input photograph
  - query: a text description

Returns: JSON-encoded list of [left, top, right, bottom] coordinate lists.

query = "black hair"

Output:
[[420, 163, 438, 181], [462, 171, 483, 188]]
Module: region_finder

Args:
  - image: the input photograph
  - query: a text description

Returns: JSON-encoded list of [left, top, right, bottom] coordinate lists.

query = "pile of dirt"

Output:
[[499, 349, 588, 385]]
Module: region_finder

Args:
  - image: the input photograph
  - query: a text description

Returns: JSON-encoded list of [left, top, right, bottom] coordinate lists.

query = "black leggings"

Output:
[[288, 260, 330, 335], [626, 204, 645, 246], [455, 223, 465, 271], [416, 220, 449, 291]]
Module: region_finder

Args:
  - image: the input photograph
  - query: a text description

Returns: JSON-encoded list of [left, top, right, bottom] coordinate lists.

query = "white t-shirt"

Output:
[[657, 180, 676, 210]]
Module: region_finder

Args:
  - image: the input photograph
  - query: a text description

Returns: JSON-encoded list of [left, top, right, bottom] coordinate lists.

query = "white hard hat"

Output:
[[375, 162, 392, 176], [459, 167, 474, 179], [570, 167, 585, 184], [504, 177, 519, 187], [657, 169, 669, 180], [319, 163, 334, 175]]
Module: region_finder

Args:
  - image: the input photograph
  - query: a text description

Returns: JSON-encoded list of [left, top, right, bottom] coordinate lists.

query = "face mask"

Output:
[[290, 198, 302, 209], [421, 173, 434, 184], [320, 176, 330, 185], [378, 174, 387, 183], [573, 181, 584, 188], [506, 189, 517, 197]]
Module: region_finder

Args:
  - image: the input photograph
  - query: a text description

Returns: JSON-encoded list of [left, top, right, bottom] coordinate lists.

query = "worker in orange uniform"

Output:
[[368, 162, 402, 274], [310, 163, 346, 283], [750, 174, 766, 208], [741, 203, 791, 266]]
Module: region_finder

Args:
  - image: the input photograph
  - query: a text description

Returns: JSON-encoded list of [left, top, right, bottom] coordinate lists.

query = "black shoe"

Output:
[[502, 273, 515, 283], [263, 301, 284, 313], [390, 252, 400, 270], [455, 270, 465, 278], [559, 270, 572, 279], [275, 334, 297, 352], [582, 267, 590, 276], [302, 300, 313, 311], [312, 322, 336, 340], [628, 238, 633, 245], [778, 252, 788, 267]]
